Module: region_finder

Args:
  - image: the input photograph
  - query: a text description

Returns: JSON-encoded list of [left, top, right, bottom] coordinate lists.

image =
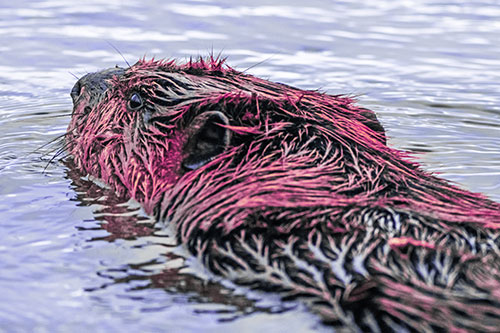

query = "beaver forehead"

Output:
[[118, 60, 294, 103], [122, 69, 193, 88], [119, 68, 245, 98]]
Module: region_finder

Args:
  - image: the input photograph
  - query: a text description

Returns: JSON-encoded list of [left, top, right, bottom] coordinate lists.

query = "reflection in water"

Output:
[[65, 161, 302, 326]]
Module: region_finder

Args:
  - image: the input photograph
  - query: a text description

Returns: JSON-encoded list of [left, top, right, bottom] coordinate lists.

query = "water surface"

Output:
[[1, 1, 499, 332]]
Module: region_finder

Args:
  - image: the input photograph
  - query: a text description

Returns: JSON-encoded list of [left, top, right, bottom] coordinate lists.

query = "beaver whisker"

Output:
[[47, 113, 73, 118], [48, 138, 71, 158], [42, 144, 70, 172], [30, 131, 70, 157], [105, 40, 131, 68], [68, 71, 80, 80], [241, 54, 275, 74]]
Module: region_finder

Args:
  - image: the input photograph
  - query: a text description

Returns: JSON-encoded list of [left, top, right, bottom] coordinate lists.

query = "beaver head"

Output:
[[67, 57, 500, 330], [67, 57, 389, 213]]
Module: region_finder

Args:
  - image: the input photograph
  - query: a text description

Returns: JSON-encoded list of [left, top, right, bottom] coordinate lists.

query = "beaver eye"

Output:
[[128, 93, 143, 110]]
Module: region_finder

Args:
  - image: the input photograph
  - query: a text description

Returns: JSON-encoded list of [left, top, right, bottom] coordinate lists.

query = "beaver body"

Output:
[[67, 57, 500, 331]]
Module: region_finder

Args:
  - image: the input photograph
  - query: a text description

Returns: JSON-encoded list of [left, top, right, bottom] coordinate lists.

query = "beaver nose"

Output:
[[70, 67, 125, 104]]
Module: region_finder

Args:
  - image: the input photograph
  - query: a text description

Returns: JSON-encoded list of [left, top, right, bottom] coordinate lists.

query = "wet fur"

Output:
[[68, 57, 500, 331]]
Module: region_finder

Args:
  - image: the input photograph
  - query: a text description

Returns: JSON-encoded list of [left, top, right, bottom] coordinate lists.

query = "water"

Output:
[[1, 0, 499, 332]]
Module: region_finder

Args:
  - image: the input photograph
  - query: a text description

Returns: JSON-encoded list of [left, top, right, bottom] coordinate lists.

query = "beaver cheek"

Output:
[[153, 134, 186, 185]]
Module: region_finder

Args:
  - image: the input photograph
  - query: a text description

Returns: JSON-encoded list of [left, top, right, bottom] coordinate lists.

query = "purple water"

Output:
[[1, 1, 499, 332]]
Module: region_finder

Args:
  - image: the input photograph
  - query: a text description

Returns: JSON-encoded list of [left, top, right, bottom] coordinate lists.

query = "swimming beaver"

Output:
[[67, 57, 500, 331]]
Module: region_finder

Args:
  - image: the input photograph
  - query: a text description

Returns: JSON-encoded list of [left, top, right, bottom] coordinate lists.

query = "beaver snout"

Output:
[[70, 67, 125, 105]]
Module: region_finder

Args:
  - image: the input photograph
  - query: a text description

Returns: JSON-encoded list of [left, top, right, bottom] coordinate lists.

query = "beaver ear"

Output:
[[359, 109, 386, 145], [182, 111, 231, 171]]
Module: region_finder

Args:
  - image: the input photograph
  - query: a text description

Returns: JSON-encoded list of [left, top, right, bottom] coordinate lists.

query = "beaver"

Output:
[[67, 57, 500, 331]]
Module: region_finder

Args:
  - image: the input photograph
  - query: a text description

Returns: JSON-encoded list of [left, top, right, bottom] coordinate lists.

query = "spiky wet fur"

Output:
[[68, 57, 500, 331]]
